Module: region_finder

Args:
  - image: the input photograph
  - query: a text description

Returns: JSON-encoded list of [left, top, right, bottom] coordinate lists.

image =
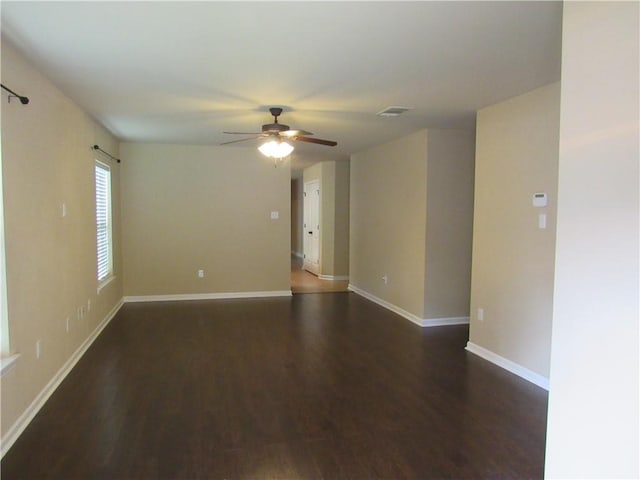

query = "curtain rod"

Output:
[[1, 84, 29, 104], [92, 145, 121, 163]]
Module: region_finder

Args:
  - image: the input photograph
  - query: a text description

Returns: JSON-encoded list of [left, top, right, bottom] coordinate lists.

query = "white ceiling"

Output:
[[1, 1, 562, 170]]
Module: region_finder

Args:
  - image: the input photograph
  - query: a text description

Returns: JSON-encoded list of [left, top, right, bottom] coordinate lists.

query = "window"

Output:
[[95, 161, 113, 286], [0, 135, 9, 356], [0, 131, 18, 375], [0, 133, 10, 357]]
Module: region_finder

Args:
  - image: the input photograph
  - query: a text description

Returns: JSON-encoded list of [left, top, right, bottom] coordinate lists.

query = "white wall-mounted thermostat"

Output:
[[532, 192, 548, 207]]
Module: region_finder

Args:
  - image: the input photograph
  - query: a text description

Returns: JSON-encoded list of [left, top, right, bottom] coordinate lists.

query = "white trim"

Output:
[[291, 251, 303, 259], [421, 316, 470, 327], [0, 353, 19, 376], [465, 341, 549, 390], [123, 290, 293, 303], [348, 284, 424, 326], [318, 274, 349, 281], [97, 274, 116, 294], [1, 298, 124, 458], [348, 284, 468, 328]]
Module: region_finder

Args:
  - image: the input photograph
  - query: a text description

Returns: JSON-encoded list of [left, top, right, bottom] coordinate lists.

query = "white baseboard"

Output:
[[348, 284, 469, 328], [1, 298, 124, 458], [465, 341, 549, 390], [123, 290, 292, 303], [318, 274, 349, 281], [421, 316, 470, 327]]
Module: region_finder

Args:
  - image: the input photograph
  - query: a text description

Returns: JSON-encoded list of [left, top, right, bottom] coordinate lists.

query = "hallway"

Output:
[[290, 255, 349, 294]]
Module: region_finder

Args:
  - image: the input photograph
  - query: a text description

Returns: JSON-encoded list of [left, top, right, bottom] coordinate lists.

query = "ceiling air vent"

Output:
[[376, 106, 413, 117]]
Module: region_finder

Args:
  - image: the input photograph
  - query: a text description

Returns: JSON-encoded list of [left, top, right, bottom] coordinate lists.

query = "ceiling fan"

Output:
[[220, 107, 337, 155]]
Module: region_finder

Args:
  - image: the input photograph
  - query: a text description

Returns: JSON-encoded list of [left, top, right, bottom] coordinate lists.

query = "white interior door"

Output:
[[303, 180, 320, 275]]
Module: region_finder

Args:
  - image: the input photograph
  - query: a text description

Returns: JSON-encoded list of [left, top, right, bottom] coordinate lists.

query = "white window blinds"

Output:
[[95, 162, 112, 282]]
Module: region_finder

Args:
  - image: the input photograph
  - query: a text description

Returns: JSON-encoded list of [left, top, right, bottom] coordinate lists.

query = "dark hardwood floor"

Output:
[[1, 294, 548, 479]]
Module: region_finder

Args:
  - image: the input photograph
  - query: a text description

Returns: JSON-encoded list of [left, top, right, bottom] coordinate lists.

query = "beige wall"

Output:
[[545, 2, 639, 477], [350, 131, 429, 317], [290, 178, 303, 257], [302, 161, 349, 278], [424, 129, 475, 318], [332, 161, 350, 277], [120, 143, 290, 296], [469, 82, 560, 378], [0, 40, 123, 439], [350, 129, 475, 320]]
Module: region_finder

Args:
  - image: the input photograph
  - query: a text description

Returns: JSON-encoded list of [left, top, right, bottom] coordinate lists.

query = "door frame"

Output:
[[303, 179, 321, 275]]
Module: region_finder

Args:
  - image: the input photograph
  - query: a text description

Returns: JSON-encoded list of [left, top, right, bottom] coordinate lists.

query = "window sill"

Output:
[[1, 353, 19, 376], [97, 275, 116, 294]]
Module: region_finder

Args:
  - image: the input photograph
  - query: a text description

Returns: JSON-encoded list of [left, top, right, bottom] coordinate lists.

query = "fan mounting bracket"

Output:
[[269, 107, 283, 119]]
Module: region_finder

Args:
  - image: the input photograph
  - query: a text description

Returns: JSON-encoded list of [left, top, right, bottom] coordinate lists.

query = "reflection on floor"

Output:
[[291, 255, 349, 294]]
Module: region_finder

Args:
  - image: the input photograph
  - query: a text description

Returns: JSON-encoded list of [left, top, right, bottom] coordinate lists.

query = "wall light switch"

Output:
[[270, 211, 279, 220], [538, 213, 547, 229]]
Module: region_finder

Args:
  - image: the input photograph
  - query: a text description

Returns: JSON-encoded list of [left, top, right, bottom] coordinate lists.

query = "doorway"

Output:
[[303, 180, 320, 275], [290, 165, 350, 295]]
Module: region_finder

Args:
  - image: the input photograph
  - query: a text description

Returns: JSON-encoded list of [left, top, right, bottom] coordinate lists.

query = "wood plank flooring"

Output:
[[1, 294, 548, 479]]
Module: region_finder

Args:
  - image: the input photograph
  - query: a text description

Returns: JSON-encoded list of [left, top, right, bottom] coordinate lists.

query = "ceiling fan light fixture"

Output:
[[258, 139, 294, 159]]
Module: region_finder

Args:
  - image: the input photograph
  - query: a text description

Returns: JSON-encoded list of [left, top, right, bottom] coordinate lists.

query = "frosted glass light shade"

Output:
[[258, 140, 294, 158]]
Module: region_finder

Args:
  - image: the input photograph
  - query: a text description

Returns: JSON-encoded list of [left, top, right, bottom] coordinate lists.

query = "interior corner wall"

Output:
[[545, 2, 639, 478], [119, 143, 290, 297], [424, 129, 475, 319], [290, 177, 303, 257], [0, 40, 123, 441], [320, 162, 337, 276], [469, 82, 560, 379], [332, 160, 350, 278], [350, 130, 429, 318]]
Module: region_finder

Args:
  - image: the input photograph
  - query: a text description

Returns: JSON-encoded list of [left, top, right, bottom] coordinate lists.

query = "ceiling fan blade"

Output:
[[219, 136, 262, 145], [294, 136, 337, 147], [280, 129, 313, 137], [223, 131, 263, 135]]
